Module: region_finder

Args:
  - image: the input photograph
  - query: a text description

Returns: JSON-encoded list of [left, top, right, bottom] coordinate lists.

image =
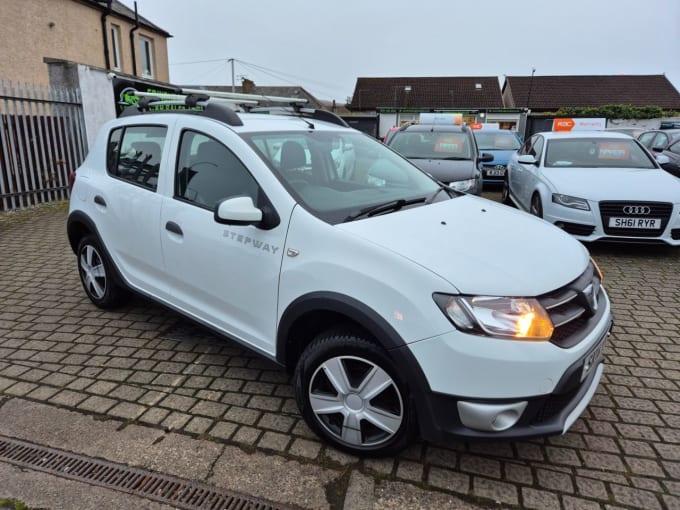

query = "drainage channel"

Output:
[[0, 435, 293, 510]]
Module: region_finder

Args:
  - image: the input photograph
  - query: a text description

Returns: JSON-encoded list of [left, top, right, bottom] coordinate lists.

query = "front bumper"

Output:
[[392, 289, 612, 442], [481, 164, 506, 184], [412, 342, 607, 442], [545, 201, 680, 245]]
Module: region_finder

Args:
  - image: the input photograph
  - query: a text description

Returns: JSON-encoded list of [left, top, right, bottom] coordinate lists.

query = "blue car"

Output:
[[473, 129, 522, 185]]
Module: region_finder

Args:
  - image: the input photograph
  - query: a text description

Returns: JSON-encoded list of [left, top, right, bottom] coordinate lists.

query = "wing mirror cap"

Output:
[[517, 154, 537, 165], [214, 196, 263, 225], [655, 154, 671, 166], [479, 152, 494, 163]]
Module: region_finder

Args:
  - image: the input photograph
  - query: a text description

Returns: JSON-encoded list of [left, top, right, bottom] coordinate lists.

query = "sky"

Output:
[[121, 0, 680, 104]]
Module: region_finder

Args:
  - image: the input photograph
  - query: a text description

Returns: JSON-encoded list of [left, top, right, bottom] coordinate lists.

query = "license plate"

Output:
[[608, 217, 661, 229], [486, 169, 505, 176], [581, 335, 606, 381]]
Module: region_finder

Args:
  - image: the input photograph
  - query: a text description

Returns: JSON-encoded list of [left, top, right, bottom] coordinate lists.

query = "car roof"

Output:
[[115, 110, 351, 134], [639, 128, 680, 135], [537, 131, 637, 141], [400, 124, 467, 133]]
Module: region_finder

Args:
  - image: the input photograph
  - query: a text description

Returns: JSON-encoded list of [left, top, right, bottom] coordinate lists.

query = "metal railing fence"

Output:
[[0, 80, 87, 211]]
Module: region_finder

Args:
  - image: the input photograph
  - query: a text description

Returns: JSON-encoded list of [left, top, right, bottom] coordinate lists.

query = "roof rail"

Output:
[[120, 93, 244, 126], [248, 106, 350, 128], [118, 89, 348, 128]]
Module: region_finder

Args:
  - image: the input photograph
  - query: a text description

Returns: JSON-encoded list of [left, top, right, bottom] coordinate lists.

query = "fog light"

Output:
[[458, 401, 527, 432]]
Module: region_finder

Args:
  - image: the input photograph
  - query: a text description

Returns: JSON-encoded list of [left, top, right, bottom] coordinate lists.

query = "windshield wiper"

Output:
[[427, 183, 458, 203], [440, 156, 470, 160], [345, 197, 428, 222]]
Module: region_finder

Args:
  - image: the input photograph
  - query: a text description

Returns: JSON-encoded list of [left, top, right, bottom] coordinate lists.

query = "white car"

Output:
[[68, 99, 612, 456], [503, 131, 680, 245]]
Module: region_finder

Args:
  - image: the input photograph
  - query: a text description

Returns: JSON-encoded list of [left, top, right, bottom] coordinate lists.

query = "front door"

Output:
[[159, 129, 290, 356]]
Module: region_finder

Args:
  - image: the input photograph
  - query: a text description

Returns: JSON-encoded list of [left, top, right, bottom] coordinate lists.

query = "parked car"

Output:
[[604, 127, 646, 138], [472, 129, 522, 185], [68, 99, 612, 456], [637, 129, 680, 152], [386, 123, 491, 194], [382, 126, 400, 145], [655, 138, 680, 178], [503, 131, 680, 244]]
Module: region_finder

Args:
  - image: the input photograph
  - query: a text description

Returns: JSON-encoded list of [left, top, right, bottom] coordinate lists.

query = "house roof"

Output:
[[349, 77, 504, 110], [82, 0, 172, 37], [503, 74, 680, 110], [180, 85, 325, 109]]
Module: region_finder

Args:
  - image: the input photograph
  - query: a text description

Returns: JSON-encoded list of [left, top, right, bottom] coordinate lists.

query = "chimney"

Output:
[[241, 78, 255, 94]]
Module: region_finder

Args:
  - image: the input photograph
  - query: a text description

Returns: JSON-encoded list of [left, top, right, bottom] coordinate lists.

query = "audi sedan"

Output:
[[503, 131, 680, 245]]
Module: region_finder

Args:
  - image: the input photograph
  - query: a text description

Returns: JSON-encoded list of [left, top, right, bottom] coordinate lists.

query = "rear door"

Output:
[[94, 123, 169, 294]]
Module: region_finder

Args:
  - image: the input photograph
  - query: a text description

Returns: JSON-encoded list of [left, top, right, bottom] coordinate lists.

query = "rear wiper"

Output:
[[345, 197, 428, 221]]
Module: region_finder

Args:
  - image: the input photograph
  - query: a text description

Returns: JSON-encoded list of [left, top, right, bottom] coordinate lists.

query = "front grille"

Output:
[[555, 221, 596, 236], [538, 263, 602, 348], [599, 201, 672, 237]]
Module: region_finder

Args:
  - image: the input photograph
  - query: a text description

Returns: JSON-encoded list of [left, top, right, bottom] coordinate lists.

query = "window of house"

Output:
[[107, 125, 167, 191], [139, 36, 154, 78], [111, 24, 122, 70]]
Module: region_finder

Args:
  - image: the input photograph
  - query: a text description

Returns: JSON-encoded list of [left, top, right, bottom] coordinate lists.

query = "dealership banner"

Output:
[[552, 118, 606, 131], [112, 76, 180, 116]]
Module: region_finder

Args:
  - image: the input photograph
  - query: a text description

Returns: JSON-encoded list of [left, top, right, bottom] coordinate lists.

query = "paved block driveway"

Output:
[[1, 203, 680, 510]]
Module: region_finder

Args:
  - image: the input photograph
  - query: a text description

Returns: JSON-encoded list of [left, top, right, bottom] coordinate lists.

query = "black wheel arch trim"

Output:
[[67, 210, 128, 290], [276, 292, 407, 367], [277, 291, 434, 436]]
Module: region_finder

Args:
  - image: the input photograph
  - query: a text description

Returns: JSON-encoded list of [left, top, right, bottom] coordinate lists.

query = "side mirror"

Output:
[[655, 154, 670, 165], [479, 152, 494, 163], [517, 154, 537, 165], [214, 196, 262, 226], [652, 146, 664, 153]]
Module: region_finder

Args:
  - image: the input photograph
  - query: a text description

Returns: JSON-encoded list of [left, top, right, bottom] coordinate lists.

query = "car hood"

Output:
[[542, 167, 680, 201], [407, 158, 476, 183], [338, 195, 589, 296], [480, 150, 516, 165]]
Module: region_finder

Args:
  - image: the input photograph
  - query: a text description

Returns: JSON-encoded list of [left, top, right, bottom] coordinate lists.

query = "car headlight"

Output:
[[552, 194, 590, 211], [433, 294, 554, 341], [449, 178, 477, 192]]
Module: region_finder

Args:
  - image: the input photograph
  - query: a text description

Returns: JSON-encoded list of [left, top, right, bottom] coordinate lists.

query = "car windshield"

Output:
[[389, 131, 472, 160], [474, 132, 521, 150], [544, 138, 657, 169], [242, 130, 444, 224]]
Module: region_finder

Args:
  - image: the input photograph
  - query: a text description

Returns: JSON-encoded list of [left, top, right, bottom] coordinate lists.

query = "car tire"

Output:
[[293, 331, 415, 457], [77, 234, 128, 308], [501, 174, 513, 206], [530, 193, 543, 218]]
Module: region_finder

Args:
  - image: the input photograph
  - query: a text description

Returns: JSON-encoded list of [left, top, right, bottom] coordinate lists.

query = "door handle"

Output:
[[94, 195, 107, 207], [165, 221, 183, 236]]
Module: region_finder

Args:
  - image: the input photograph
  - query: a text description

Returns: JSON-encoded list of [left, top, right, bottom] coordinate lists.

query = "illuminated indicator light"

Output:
[[591, 258, 604, 282], [394, 311, 404, 321], [516, 312, 535, 337]]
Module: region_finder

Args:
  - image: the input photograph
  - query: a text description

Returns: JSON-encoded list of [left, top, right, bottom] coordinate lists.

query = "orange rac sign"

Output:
[[553, 118, 576, 131]]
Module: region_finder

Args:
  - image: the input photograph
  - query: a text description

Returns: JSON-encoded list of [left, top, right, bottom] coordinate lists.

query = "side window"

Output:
[[638, 132, 655, 147], [518, 137, 532, 156], [531, 136, 545, 161], [107, 125, 166, 191], [669, 141, 680, 156], [175, 130, 259, 209], [651, 133, 669, 150]]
